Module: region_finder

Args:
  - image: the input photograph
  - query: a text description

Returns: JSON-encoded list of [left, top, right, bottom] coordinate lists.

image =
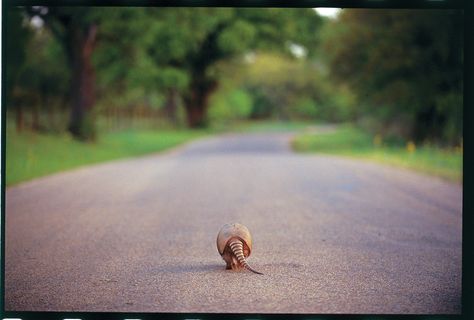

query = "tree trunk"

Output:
[[67, 24, 97, 141], [32, 104, 40, 131], [163, 88, 178, 125], [32, 92, 44, 131], [15, 104, 23, 133], [414, 104, 446, 143], [183, 76, 217, 128], [180, 21, 228, 128], [47, 98, 55, 131]]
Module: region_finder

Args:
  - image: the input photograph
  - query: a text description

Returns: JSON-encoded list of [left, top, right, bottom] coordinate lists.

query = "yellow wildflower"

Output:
[[406, 141, 416, 153], [373, 134, 382, 147]]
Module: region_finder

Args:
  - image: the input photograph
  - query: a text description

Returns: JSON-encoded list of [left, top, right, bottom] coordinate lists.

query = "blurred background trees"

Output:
[[5, 7, 463, 146], [321, 9, 463, 145], [24, 7, 101, 140]]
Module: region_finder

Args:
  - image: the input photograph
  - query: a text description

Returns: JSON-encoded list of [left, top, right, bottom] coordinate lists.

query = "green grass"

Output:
[[6, 128, 207, 186], [292, 126, 462, 183], [7, 119, 311, 187], [6, 121, 463, 186]]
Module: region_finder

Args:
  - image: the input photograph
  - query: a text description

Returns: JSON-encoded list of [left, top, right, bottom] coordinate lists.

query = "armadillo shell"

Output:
[[216, 223, 253, 256]]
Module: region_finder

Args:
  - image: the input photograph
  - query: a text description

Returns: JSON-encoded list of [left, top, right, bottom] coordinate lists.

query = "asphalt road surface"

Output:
[[5, 131, 462, 314]]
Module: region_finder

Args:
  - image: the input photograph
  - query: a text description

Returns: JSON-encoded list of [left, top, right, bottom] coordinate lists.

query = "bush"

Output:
[[209, 88, 253, 122]]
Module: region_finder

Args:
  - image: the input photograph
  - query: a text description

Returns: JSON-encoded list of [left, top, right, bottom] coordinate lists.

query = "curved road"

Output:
[[5, 131, 462, 313]]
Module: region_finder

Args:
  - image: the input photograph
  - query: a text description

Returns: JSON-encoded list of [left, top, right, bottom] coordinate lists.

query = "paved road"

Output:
[[5, 131, 462, 313]]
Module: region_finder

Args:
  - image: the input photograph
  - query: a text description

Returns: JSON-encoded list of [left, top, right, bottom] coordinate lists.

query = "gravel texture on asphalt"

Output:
[[5, 132, 462, 313]]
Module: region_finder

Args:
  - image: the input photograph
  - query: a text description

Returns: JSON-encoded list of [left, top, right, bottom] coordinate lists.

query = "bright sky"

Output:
[[313, 8, 341, 19]]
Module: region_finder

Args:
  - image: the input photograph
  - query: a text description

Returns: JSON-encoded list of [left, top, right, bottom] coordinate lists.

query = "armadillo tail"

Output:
[[243, 263, 264, 275], [229, 240, 264, 275]]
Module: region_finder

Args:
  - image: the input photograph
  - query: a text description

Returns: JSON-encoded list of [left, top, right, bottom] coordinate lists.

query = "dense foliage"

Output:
[[321, 9, 463, 145], [6, 7, 463, 146]]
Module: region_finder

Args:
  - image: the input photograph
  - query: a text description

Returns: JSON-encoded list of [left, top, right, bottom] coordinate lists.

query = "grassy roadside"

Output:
[[6, 121, 462, 186], [5, 121, 304, 186], [292, 125, 462, 183], [6, 128, 208, 186], [6, 119, 309, 187]]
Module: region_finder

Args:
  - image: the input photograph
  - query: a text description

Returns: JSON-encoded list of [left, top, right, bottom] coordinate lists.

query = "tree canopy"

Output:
[[321, 9, 463, 144], [6, 7, 463, 146]]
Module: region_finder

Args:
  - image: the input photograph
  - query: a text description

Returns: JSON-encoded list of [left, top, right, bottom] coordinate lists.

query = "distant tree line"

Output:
[[6, 6, 322, 141], [6, 7, 463, 146], [321, 9, 463, 145]]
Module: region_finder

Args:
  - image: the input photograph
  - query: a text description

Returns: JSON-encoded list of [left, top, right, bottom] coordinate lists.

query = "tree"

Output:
[[241, 53, 318, 119], [33, 7, 324, 131], [5, 7, 32, 131], [142, 8, 323, 127], [322, 9, 463, 144], [16, 26, 70, 132], [27, 7, 100, 141], [238, 52, 355, 122], [92, 8, 189, 125], [151, 8, 257, 127]]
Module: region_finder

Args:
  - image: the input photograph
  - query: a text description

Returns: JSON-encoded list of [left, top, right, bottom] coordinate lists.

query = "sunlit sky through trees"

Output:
[[26, 7, 341, 29], [313, 8, 341, 18]]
